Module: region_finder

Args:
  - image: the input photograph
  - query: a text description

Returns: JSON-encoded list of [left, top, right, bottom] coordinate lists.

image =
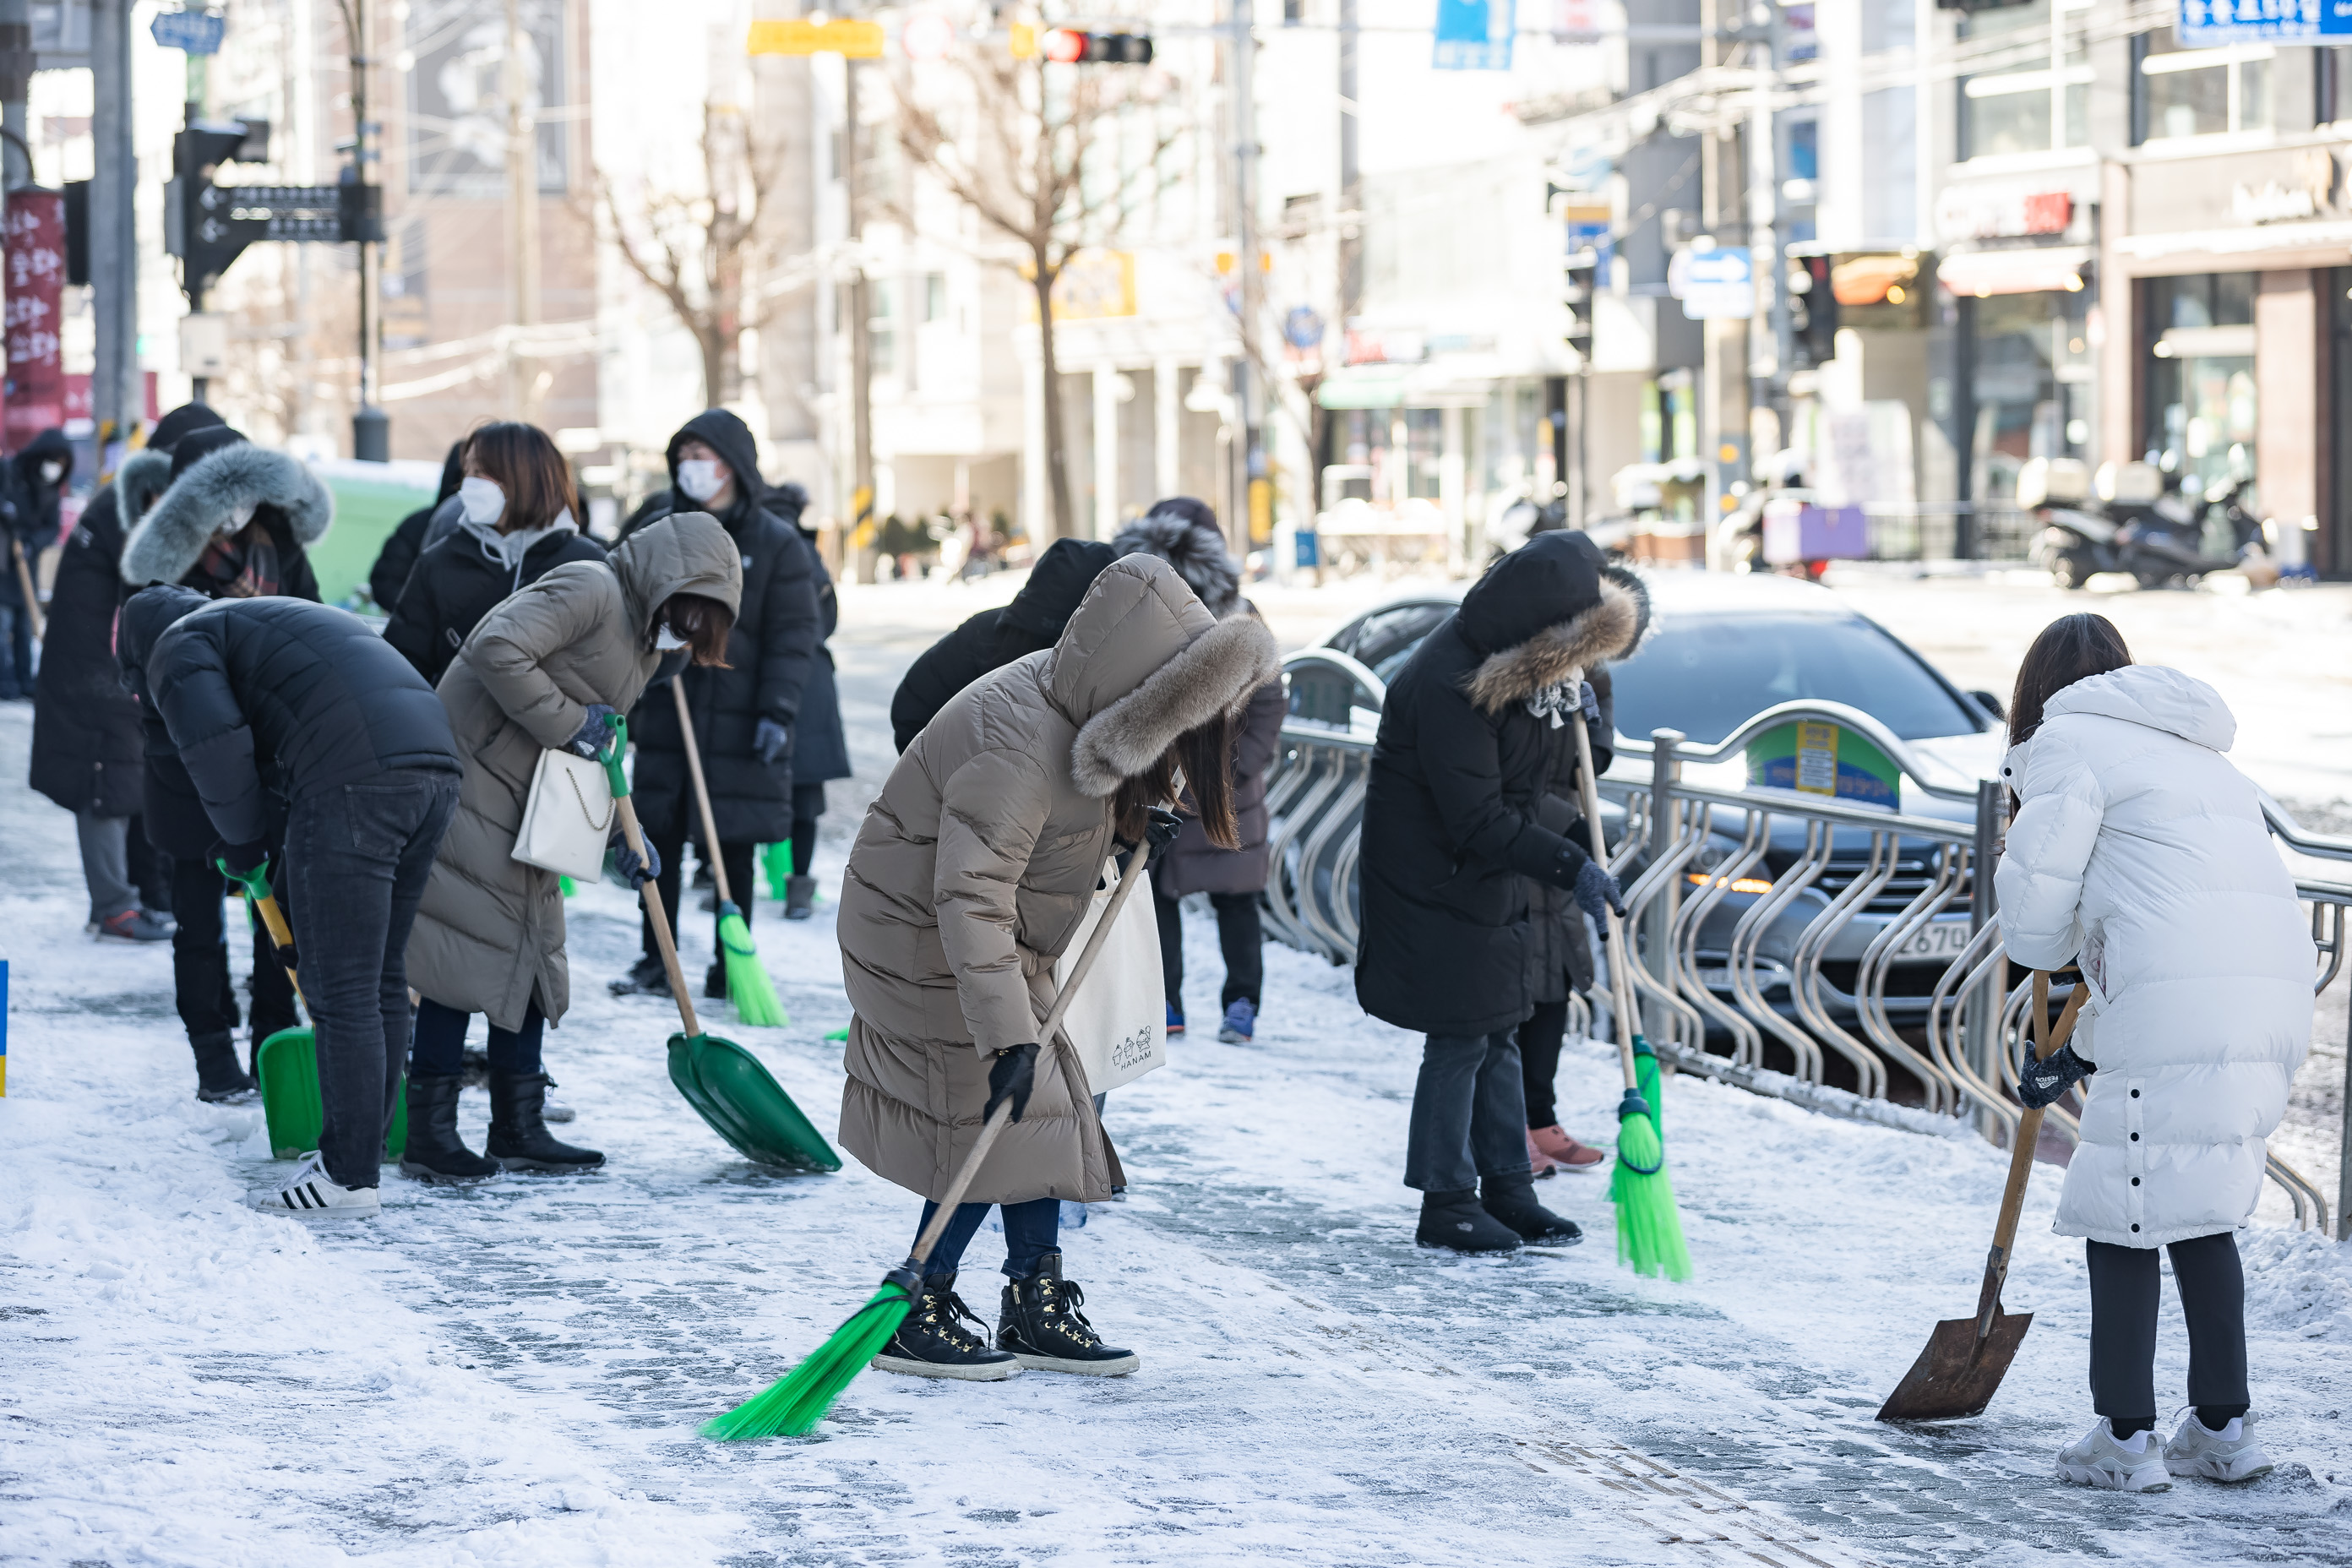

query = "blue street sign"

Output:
[[1284, 305, 1326, 351], [151, 9, 227, 54], [1676, 247, 1755, 320], [2178, 0, 2352, 44], [1434, 0, 1515, 71]]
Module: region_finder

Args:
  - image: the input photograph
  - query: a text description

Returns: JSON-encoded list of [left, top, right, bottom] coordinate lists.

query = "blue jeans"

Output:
[[916, 1197, 1061, 1283], [410, 997, 545, 1077], [1403, 1028, 1534, 1194]]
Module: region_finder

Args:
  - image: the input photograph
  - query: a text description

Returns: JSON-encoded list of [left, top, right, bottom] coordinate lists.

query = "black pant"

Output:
[[639, 806, 756, 965], [410, 996, 545, 1078], [281, 770, 460, 1190], [1404, 1028, 1533, 1193], [917, 1196, 1060, 1282], [169, 852, 299, 1052], [1517, 998, 1570, 1129], [791, 781, 825, 877], [1152, 884, 1264, 1013], [2087, 1232, 2250, 1426]]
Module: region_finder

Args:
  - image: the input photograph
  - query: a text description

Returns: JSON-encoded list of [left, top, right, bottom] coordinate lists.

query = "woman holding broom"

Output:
[[1995, 613, 2309, 1491], [836, 553, 1279, 1380]]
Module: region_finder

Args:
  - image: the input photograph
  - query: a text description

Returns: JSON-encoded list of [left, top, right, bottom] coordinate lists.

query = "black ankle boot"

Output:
[[486, 1070, 605, 1172], [190, 1032, 257, 1103], [1480, 1173, 1582, 1244], [607, 955, 669, 997], [398, 1073, 499, 1185], [872, 1271, 1021, 1380], [1415, 1189, 1524, 1253], [703, 960, 727, 1000], [997, 1250, 1138, 1375]]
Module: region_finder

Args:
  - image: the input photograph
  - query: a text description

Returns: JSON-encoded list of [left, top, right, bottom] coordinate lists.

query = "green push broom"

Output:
[[704, 841, 1154, 1440], [672, 680, 787, 1027], [1569, 690, 1693, 1282]]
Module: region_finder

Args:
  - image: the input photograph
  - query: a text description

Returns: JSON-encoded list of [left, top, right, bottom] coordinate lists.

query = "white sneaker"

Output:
[[2056, 1421, 2172, 1492], [248, 1151, 381, 1219], [2164, 1411, 2273, 1484]]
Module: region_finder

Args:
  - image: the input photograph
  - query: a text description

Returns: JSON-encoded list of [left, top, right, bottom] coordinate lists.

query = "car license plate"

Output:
[[1897, 922, 1974, 960]]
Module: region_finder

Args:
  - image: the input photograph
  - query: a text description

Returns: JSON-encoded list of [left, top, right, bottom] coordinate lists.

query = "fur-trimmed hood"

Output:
[[121, 444, 334, 588], [112, 448, 175, 530], [1048, 554, 1282, 797], [1459, 533, 1651, 713], [1110, 502, 1241, 618]]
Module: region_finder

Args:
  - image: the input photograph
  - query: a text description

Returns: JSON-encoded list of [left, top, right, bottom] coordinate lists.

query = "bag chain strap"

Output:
[[565, 758, 617, 834]]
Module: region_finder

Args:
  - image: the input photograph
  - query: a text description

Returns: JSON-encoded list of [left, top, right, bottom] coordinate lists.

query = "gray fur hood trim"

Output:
[[114, 448, 175, 528], [1070, 614, 1282, 797], [121, 444, 334, 586], [1110, 510, 1242, 618], [1465, 568, 1652, 713]]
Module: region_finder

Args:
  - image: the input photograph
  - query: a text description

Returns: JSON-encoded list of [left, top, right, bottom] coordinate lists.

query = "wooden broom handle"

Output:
[[907, 842, 1152, 1270], [10, 538, 42, 643], [1566, 681, 1642, 1094], [614, 789, 700, 1039], [671, 679, 736, 907]]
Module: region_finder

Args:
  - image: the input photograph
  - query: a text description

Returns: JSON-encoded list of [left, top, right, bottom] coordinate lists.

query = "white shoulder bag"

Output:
[[1054, 857, 1169, 1094], [512, 748, 615, 880]]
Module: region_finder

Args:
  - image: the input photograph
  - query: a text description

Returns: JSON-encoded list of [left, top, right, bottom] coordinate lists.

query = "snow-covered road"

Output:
[[6, 570, 2352, 1566]]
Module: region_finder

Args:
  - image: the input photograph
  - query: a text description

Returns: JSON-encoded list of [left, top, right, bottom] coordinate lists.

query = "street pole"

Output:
[[352, 0, 386, 458], [90, 0, 136, 448], [1747, 3, 1788, 477], [0, 0, 30, 193], [504, 0, 542, 422], [1698, 0, 1746, 563], [1229, 0, 1265, 561], [844, 56, 873, 572]]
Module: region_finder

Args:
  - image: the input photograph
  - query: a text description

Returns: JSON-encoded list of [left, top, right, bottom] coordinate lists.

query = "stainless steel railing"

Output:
[[1262, 678, 2352, 1236]]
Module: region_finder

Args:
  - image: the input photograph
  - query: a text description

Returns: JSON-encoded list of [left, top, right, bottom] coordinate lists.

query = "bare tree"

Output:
[[595, 100, 786, 407], [889, 48, 1181, 542]]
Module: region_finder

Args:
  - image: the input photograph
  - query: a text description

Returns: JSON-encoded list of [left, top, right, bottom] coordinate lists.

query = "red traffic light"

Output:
[[1043, 26, 1088, 62], [1042, 28, 1152, 64]]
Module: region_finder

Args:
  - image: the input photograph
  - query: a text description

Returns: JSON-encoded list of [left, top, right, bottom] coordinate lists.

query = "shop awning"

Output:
[[1315, 361, 1505, 410], [1936, 248, 2091, 297]]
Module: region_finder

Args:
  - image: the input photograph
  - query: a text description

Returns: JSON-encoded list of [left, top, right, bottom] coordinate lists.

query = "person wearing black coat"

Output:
[[367, 442, 465, 614], [610, 408, 821, 999], [121, 427, 333, 1101], [887, 536, 1117, 752], [1357, 531, 1650, 1255], [28, 409, 215, 942], [770, 481, 853, 919], [1519, 666, 1614, 1177], [122, 589, 460, 1213], [0, 428, 74, 700], [384, 424, 606, 687]]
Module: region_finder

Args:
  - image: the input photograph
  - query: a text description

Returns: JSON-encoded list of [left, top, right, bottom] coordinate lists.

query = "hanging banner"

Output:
[[4, 189, 68, 451], [1747, 720, 1900, 807], [1434, 0, 1515, 70]]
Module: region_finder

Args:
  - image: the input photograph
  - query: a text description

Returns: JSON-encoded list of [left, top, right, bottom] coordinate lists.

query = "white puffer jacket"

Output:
[[1995, 666, 2310, 1249]]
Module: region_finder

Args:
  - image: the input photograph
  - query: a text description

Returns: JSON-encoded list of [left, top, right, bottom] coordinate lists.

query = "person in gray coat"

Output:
[[1112, 500, 1288, 1044]]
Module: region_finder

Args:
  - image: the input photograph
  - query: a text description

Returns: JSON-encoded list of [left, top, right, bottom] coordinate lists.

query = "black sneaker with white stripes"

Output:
[[247, 1151, 381, 1218]]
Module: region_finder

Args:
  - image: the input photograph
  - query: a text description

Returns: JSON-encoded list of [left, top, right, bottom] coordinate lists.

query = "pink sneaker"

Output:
[[1530, 1124, 1607, 1173], [1526, 1128, 1560, 1177]]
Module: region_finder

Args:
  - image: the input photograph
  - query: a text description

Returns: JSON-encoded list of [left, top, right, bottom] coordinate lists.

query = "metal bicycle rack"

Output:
[[1262, 675, 2352, 1238]]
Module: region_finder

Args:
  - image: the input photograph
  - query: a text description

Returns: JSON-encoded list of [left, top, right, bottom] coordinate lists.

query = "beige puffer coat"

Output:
[[406, 514, 743, 1033], [837, 555, 1281, 1205]]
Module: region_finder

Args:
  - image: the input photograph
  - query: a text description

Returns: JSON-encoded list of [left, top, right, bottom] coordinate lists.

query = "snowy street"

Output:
[[6, 569, 2352, 1566]]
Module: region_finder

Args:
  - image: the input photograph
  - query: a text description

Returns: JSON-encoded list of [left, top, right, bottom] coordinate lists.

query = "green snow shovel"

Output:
[[602, 720, 839, 1173], [224, 859, 407, 1162]]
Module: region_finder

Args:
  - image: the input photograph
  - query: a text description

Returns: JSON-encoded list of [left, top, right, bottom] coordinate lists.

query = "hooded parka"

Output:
[[619, 410, 821, 844], [1356, 532, 1650, 1038], [889, 537, 1117, 752], [1995, 665, 2311, 1248], [836, 555, 1281, 1205], [405, 514, 743, 1033], [777, 481, 852, 788], [384, 509, 606, 687], [120, 438, 330, 604]]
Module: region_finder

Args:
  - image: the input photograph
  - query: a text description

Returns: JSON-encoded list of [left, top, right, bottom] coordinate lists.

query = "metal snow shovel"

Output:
[[1877, 972, 2085, 1422], [223, 860, 408, 1162], [601, 718, 840, 1173]]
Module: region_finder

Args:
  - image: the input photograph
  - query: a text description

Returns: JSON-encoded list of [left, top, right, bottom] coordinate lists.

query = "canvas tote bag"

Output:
[[1054, 857, 1168, 1094], [512, 748, 615, 880]]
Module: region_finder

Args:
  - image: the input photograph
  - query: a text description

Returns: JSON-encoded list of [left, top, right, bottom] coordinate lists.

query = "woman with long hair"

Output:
[[836, 555, 1278, 1380], [1996, 612, 2310, 1491]]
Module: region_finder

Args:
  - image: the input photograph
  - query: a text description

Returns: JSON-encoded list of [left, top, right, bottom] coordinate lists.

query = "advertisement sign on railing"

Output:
[[1745, 721, 1901, 806]]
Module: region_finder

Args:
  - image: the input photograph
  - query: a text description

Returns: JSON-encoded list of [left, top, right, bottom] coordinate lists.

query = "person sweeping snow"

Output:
[[1995, 612, 2310, 1492], [1355, 531, 1649, 1255], [836, 553, 1278, 1380]]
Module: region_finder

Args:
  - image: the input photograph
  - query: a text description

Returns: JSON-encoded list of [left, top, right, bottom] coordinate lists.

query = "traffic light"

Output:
[[1560, 202, 1610, 357], [1791, 254, 1836, 368], [1042, 28, 1153, 63], [164, 117, 268, 301]]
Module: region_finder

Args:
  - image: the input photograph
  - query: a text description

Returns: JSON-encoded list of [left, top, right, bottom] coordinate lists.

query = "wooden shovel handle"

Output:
[[616, 790, 700, 1039], [11, 537, 44, 642], [906, 843, 1152, 1271], [1565, 688, 1641, 1093], [1974, 972, 2088, 1331], [671, 679, 734, 907]]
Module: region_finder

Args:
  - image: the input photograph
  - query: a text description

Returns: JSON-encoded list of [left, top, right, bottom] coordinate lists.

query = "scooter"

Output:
[[2022, 459, 2259, 590]]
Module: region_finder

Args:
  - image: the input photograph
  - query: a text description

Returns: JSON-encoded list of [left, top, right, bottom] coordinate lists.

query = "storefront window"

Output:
[[1968, 290, 2095, 499], [1959, 1, 2092, 161], [2144, 274, 2257, 493], [2138, 35, 2272, 140], [1405, 408, 1444, 499]]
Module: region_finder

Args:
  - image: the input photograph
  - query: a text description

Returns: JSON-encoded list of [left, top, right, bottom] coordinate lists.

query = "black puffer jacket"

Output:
[[120, 439, 329, 603], [1355, 533, 1651, 1037], [384, 517, 606, 687], [620, 408, 821, 843], [27, 448, 175, 816], [367, 442, 465, 613], [6, 428, 74, 553], [783, 486, 853, 787], [888, 536, 1116, 752], [121, 589, 459, 853], [1526, 667, 1614, 1006]]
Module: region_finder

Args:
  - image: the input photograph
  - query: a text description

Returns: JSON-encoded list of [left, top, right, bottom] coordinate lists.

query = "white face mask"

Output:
[[39, 461, 63, 484], [655, 624, 688, 651], [676, 458, 728, 504], [459, 476, 505, 526]]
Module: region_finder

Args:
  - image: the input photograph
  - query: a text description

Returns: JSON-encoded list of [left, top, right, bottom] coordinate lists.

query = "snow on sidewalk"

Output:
[[3, 697, 2349, 1566]]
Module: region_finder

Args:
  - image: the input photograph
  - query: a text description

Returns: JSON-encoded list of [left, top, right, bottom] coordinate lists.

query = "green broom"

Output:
[[1569, 690, 1693, 1282], [672, 681, 787, 1027], [705, 841, 1155, 1440]]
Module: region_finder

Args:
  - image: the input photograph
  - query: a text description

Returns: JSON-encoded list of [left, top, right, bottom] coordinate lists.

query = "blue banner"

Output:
[[2178, 0, 2352, 44], [1435, 0, 1515, 71]]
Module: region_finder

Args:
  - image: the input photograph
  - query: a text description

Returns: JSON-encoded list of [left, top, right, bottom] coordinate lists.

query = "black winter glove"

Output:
[[215, 839, 271, 878], [2017, 1042, 2095, 1109], [568, 703, 619, 759], [1571, 857, 1625, 925], [1143, 805, 1184, 865], [610, 828, 661, 890], [984, 1042, 1039, 1124], [754, 718, 791, 765]]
